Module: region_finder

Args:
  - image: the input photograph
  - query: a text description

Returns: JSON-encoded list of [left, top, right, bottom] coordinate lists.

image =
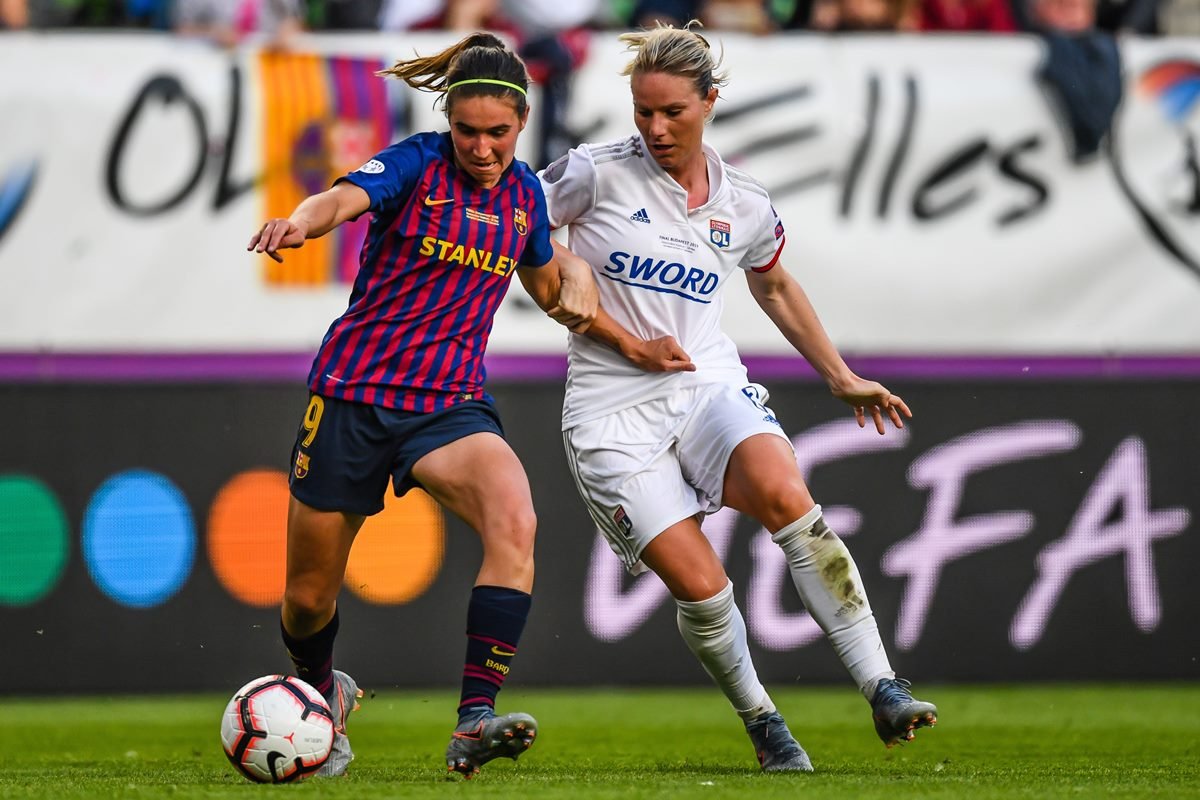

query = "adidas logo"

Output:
[[629, 208, 651, 224]]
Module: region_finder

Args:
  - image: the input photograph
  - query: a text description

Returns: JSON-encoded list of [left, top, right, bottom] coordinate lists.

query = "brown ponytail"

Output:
[[378, 32, 530, 117]]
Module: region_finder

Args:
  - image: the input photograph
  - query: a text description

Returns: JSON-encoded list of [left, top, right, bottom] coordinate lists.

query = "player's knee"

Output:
[[670, 570, 730, 603], [282, 581, 337, 628], [676, 578, 734, 614], [506, 504, 537, 553], [501, 501, 535, 544], [755, 487, 812, 532], [481, 505, 536, 563], [730, 474, 812, 532], [758, 496, 806, 534]]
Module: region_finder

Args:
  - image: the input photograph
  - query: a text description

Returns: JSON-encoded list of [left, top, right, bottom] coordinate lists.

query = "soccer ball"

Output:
[[220, 675, 335, 783]]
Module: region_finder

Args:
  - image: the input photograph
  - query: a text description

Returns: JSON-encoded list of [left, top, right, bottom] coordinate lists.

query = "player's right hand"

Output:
[[248, 218, 307, 263], [632, 336, 695, 373], [550, 268, 599, 334]]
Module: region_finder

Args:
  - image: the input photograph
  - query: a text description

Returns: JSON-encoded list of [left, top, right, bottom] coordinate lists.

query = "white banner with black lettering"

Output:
[[0, 32, 1197, 354]]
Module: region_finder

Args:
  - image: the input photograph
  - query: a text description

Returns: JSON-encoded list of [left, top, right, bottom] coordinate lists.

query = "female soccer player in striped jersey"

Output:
[[539, 23, 937, 771], [248, 32, 598, 780]]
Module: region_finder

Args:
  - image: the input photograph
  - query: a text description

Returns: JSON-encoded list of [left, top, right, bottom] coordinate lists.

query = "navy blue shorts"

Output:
[[288, 393, 505, 516]]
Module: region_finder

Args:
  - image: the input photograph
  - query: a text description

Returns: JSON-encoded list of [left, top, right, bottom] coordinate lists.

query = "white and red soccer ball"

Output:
[[220, 675, 335, 783]]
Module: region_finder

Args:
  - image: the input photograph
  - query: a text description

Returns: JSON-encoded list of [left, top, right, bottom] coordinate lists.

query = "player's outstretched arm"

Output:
[[248, 183, 371, 263], [519, 243, 692, 371], [745, 264, 911, 433], [584, 308, 696, 373]]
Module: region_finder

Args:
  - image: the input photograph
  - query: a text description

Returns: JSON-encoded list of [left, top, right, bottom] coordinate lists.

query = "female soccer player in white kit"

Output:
[[539, 23, 937, 771]]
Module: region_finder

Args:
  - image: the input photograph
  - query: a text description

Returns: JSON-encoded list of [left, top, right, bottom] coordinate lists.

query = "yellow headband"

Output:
[[446, 78, 527, 96]]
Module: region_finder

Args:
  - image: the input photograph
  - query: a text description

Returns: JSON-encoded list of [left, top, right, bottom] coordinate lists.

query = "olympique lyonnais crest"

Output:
[[613, 505, 633, 537], [709, 218, 731, 248], [513, 208, 528, 236]]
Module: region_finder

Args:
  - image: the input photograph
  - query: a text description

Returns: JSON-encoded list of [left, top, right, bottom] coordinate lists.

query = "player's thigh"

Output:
[[411, 431, 536, 540], [723, 433, 814, 531], [385, 399, 510, 502], [677, 383, 805, 519], [639, 516, 729, 602], [564, 406, 704, 573]]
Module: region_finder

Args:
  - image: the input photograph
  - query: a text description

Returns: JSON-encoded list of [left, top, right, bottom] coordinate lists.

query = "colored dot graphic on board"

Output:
[[82, 470, 196, 609], [346, 488, 444, 604], [0, 475, 69, 607], [207, 470, 289, 607], [206, 470, 445, 607]]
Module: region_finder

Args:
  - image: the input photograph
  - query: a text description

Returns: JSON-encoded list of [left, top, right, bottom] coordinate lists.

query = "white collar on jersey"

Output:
[[634, 132, 728, 213]]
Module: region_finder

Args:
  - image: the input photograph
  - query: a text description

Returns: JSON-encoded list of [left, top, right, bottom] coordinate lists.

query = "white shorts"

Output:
[[563, 381, 791, 573]]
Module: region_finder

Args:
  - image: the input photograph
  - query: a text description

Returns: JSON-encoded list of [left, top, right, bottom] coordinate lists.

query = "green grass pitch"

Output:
[[2, 684, 1198, 798]]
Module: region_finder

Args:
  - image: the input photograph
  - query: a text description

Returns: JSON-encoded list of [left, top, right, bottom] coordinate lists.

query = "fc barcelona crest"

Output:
[[514, 208, 528, 236], [294, 450, 311, 479], [709, 218, 731, 248]]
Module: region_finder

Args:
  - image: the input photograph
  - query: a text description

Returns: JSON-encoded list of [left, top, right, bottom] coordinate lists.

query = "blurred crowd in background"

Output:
[[2, 0, 1196, 38], [2, 0, 1193, 176]]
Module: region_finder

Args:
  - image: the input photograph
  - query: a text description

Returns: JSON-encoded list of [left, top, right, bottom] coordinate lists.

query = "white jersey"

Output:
[[539, 134, 786, 429]]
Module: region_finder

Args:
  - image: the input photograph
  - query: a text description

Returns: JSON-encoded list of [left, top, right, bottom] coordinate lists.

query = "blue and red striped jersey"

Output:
[[307, 131, 554, 413]]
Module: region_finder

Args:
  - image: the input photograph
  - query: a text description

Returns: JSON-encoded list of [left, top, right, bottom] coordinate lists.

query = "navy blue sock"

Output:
[[458, 585, 531, 721], [281, 608, 339, 697]]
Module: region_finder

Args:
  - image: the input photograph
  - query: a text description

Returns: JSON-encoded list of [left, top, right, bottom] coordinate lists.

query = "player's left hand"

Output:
[[831, 377, 912, 434]]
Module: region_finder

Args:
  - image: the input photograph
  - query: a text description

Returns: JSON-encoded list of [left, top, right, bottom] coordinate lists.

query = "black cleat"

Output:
[[871, 678, 938, 747], [745, 711, 814, 772], [445, 708, 538, 779]]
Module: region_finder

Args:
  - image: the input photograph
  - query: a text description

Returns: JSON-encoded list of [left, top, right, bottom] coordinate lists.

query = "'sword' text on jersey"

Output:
[[603, 251, 719, 303]]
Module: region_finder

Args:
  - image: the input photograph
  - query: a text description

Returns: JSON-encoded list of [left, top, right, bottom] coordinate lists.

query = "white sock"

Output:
[[771, 505, 894, 700], [676, 581, 776, 721]]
